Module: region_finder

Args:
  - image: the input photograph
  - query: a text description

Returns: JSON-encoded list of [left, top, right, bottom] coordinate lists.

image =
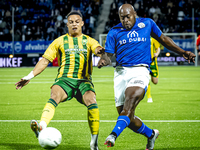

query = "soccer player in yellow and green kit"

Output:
[[147, 37, 160, 103], [15, 10, 104, 150]]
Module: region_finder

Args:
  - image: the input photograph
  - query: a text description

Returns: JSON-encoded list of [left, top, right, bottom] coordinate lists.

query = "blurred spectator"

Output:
[[179, 0, 185, 8], [0, 0, 199, 42], [3, 24, 11, 41], [85, 3, 93, 16], [89, 15, 96, 32], [177, 8, 185, 21], [155, 5, 162, 15], [46, 25, 56, 41], [14, 29, 21, 41], [149, 6, 156, 17], [5, 10, 11, 17], [0, 19, 7, 29], [0, 0, 104, 41]]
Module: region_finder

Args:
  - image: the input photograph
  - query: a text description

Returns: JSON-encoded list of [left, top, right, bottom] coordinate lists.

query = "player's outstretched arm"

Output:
[[152, 33, 196, 63], [97, 52, 113, 68], [15, 58, 50, 89]]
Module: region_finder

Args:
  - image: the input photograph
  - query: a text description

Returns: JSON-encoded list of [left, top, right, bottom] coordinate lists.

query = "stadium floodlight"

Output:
[[166, 52, 170, 57]]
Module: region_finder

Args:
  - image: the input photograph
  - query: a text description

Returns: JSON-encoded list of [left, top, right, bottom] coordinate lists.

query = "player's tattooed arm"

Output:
[[97, 52, 113, 68]]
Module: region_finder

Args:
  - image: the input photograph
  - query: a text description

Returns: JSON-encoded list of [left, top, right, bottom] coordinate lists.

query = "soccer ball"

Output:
[[38, 127, 62, 149]]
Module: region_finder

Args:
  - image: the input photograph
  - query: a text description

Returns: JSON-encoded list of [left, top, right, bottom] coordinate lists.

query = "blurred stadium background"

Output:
[[0, 1, 200, 149], [0, 0, 200, 67]]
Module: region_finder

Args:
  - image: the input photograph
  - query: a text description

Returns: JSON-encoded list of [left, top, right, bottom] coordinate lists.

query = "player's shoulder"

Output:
[[137, 17, 154, 25], [82, 34, 93, 39], [54, 34, 67, 41], [82, 34, 98, 43], [108, 23, 123, 35]]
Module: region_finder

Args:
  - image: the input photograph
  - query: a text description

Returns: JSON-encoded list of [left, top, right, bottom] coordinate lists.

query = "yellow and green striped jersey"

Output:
[[150, 37, 160, 77], [43, 33, 101, 81], [150, 37, 160, 59]]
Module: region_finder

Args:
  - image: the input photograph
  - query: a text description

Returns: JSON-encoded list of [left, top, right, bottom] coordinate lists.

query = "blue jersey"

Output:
[[105, 18, 162, 67]]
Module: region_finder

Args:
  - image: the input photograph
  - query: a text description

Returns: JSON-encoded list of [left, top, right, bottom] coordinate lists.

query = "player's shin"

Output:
[[147, 84, 151, 99], [40, 98, 57, 129], [111, 115, 130, 138], [135, 122, 153, 138], [87, 103, 99, 148]]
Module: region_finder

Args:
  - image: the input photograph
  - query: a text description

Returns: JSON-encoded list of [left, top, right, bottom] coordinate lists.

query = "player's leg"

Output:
[[104, 67, 127, 147], [104, 86, 144, 147], [31, 84, 68, 138], [147, 74, 158, 103], [115, 88, 159, 150], [83, 91, 99, 150], [151, 76, 158, 84], [105, 67, 159, 148], [79, 81, 99, 150], [147, 82, 153, 103], [39, 85, 68, 128], [148, 61, 159, 103], [150, 58, 159, 85]]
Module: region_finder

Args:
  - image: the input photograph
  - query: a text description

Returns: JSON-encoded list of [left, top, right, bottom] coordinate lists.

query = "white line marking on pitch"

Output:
[[0, 120, 200, 123]]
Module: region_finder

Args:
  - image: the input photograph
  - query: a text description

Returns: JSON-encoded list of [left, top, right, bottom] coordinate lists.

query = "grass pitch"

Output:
[[0, 66, 200, 150]]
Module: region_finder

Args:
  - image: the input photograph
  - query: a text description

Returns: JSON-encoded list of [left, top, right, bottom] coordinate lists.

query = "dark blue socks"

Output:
[[111, 115, 130, 137], [111, 116, 153, 139], [136, 122, 153, 138]]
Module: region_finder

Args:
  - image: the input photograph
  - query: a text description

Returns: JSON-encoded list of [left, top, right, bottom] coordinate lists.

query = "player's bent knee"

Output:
[[51, 85, 68, 104], [152, 80, 158, 84], [152, 77, 158, 84], [83, 91, 97, 106]]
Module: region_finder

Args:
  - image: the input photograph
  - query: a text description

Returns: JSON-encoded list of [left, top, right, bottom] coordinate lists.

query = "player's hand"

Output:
[[96, 46, 105, 54], [182, 51, 196, 63], [15, 79, 30, 90], [98, 59, 107, 68], [154, 53, 159, 58]]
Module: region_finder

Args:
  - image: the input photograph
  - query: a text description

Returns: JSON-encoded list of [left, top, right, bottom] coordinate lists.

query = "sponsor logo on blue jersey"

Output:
[[119, 30, 146, 45]]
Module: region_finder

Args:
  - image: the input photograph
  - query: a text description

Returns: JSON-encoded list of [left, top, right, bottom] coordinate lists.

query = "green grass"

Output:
[[0, 66, 200, 150]]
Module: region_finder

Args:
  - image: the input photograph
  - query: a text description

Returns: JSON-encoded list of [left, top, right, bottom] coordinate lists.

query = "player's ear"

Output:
[[81, 21, 84, 27], [133, 11, 137, 17]]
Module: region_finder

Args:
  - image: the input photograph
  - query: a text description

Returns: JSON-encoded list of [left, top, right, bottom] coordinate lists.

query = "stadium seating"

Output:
[[0, 0, 103, 41]]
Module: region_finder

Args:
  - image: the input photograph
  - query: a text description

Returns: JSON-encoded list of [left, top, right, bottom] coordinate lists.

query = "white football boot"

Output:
[[146, 129, 159, 150]]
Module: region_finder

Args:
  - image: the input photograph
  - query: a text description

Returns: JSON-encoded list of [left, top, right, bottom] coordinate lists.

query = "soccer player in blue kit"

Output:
[[98, 4, 196, 150]]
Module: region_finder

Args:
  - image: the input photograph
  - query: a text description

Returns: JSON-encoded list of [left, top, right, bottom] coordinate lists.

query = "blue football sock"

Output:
[[112, 115, 130, 137], [136, 122, 153, 138]]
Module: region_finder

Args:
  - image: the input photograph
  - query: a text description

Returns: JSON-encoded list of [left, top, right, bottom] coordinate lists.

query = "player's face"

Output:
[[67, 15, 84, 37], [119, 8, 136, 30]]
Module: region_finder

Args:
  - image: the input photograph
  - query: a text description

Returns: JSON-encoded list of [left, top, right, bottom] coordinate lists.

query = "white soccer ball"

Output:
[[38, 127, 62, 149]]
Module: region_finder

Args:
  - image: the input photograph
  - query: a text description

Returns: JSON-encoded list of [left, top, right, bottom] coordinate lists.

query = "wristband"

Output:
[[22, 71, 34, 80]]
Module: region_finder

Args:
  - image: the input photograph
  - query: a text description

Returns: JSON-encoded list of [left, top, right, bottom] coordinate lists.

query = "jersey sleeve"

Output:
[[42, 38, 60, 62], [88, 37, 101, 54], [105, 29, 116, 54], [150, 19, 162, 38]]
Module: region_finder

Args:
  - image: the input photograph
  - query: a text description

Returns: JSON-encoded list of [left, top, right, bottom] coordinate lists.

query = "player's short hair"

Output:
[[67, 10, 83, 19]]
